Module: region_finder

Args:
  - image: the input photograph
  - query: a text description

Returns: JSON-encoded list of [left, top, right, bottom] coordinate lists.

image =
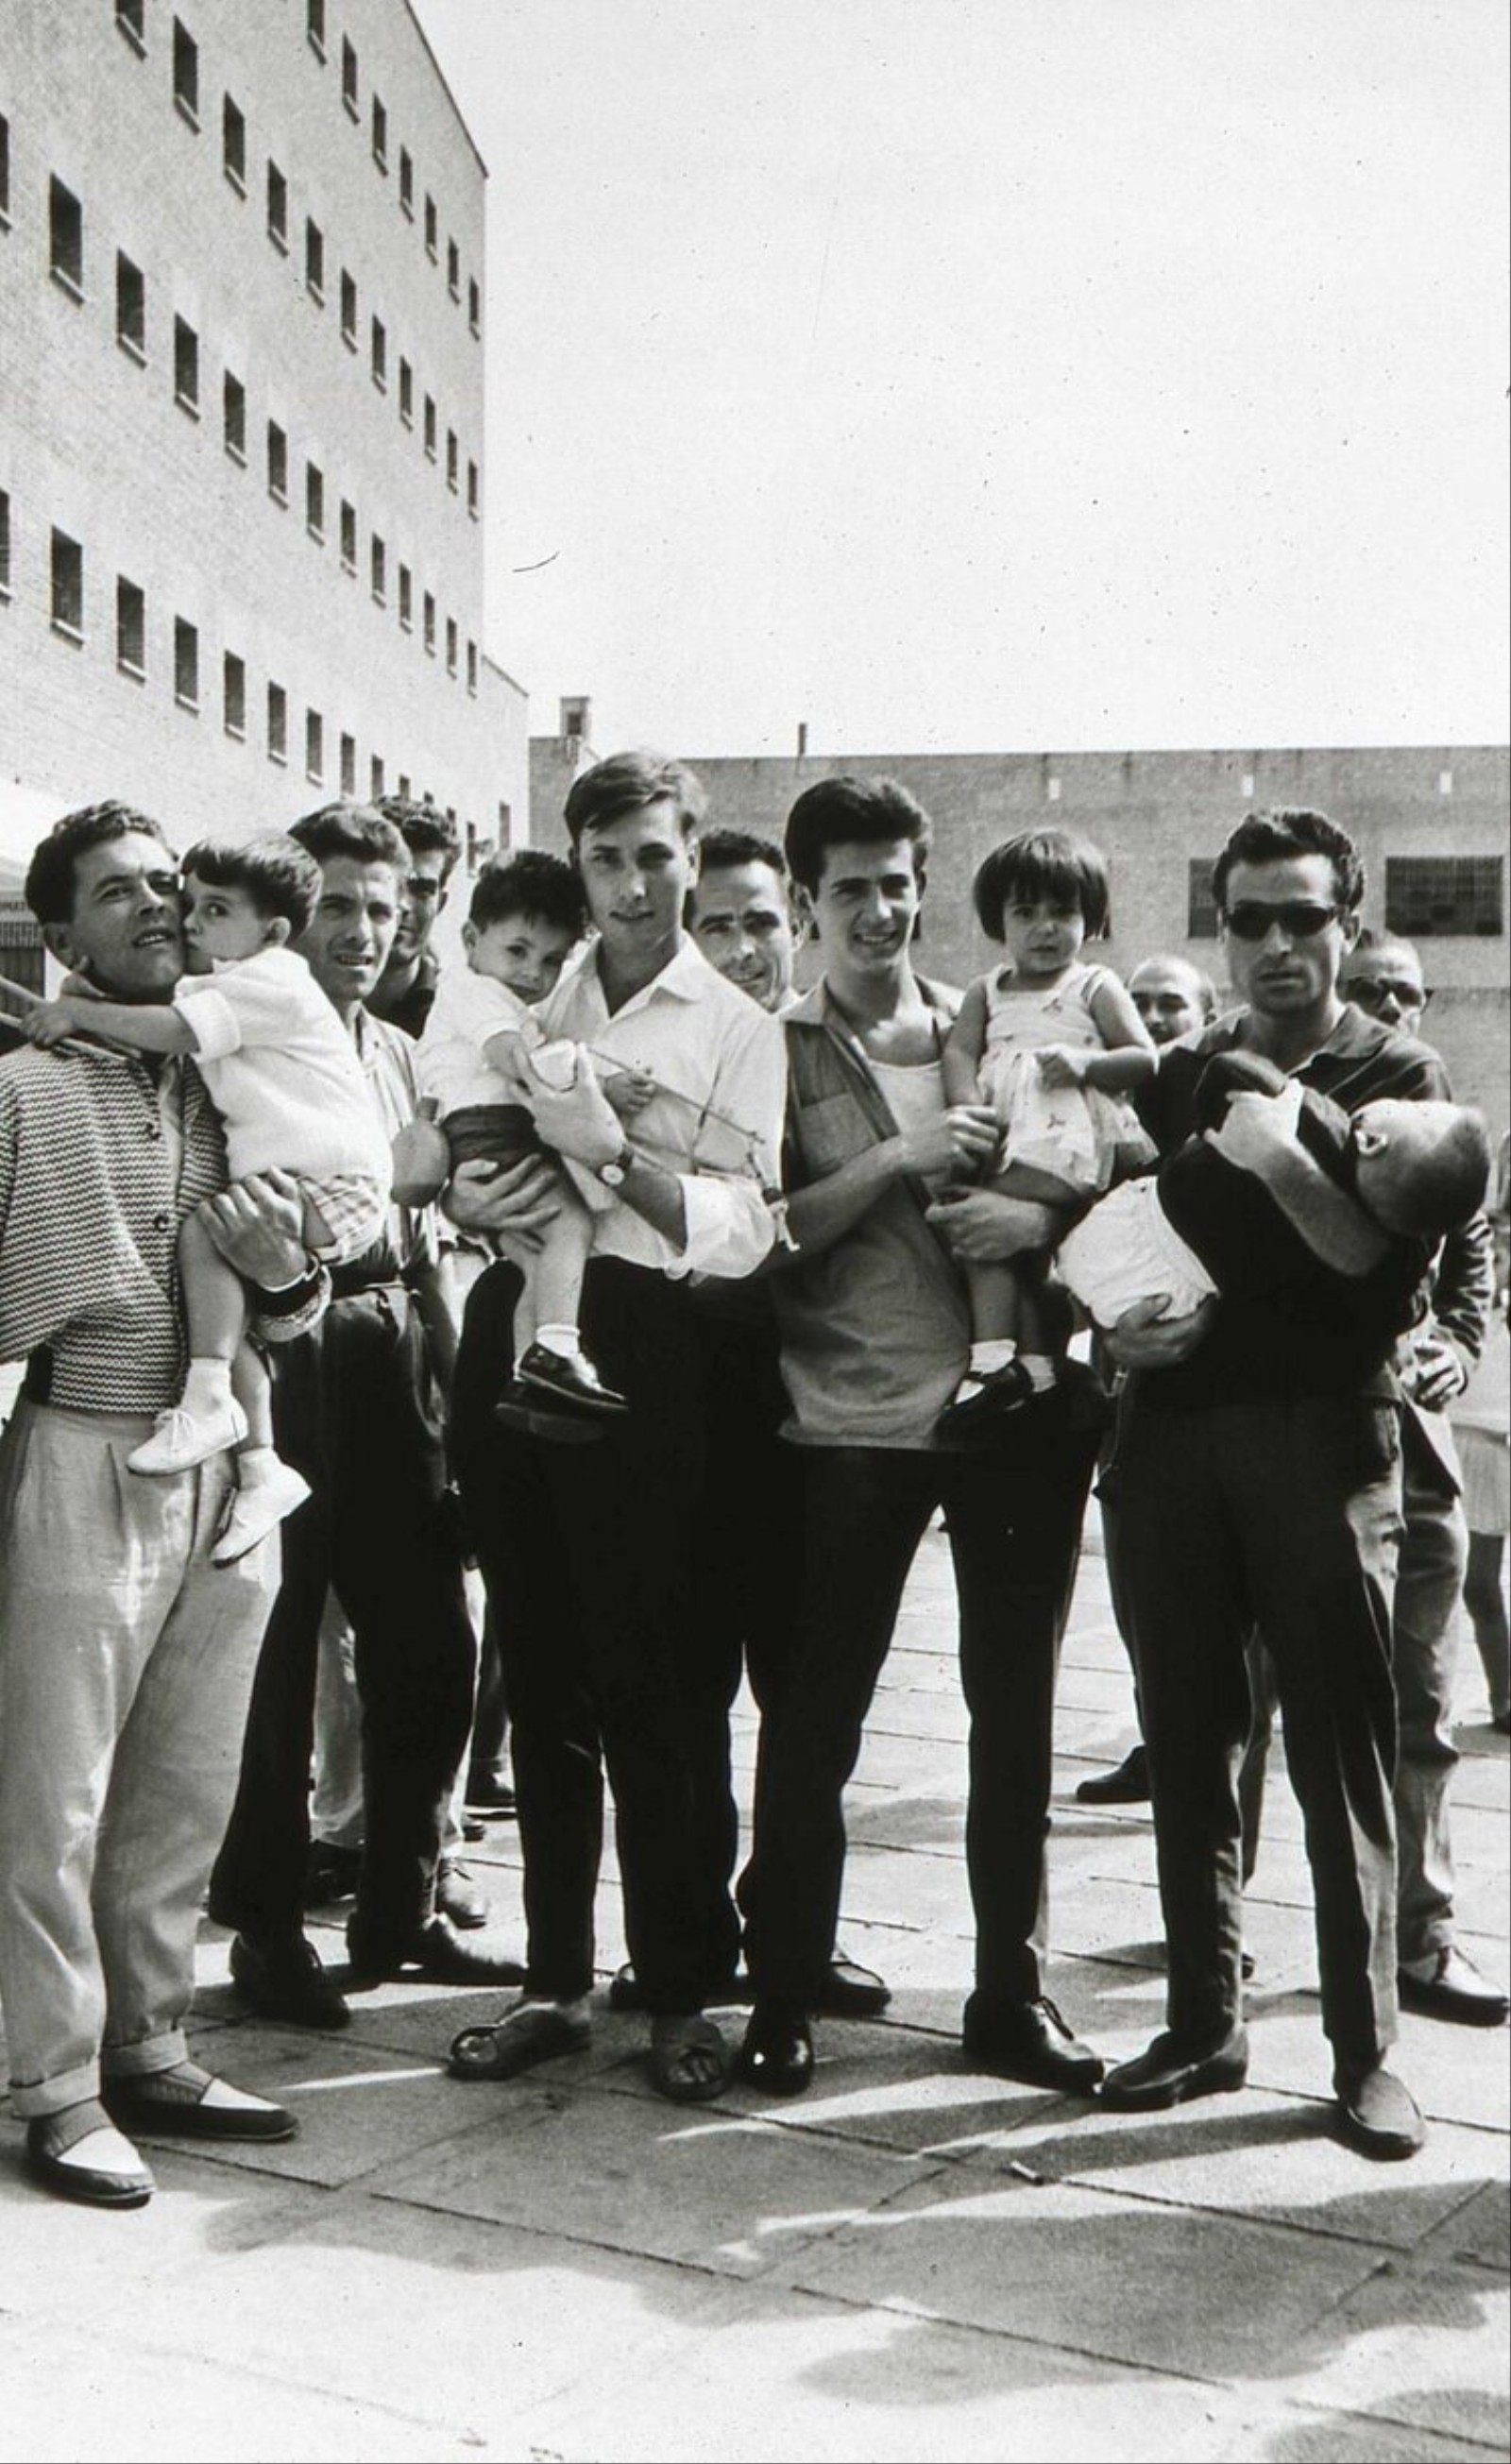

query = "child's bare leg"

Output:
[[230, 1338, 274, 1453], [127, 1211, 249, 1473], [962, 1258, 1024, 1347], [212, 1336, 313, 1566]]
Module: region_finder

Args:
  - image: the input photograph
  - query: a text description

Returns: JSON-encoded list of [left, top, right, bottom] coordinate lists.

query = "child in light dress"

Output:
[[939, 829, 1156, 1426], [402, 850, 650, 1435], [25, 835, 393, 1560]]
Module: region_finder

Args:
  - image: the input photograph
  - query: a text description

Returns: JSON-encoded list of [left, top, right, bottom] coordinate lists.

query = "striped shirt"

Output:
[[0, 1040, 323, 1413]]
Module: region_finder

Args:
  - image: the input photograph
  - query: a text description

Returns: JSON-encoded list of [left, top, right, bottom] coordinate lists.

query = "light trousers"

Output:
[[0, 1402, 272, 2117]]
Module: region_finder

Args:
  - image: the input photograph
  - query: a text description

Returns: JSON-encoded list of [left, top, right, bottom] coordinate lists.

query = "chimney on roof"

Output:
[[796, 721, 808, 758], [560, 695, 591, 749]]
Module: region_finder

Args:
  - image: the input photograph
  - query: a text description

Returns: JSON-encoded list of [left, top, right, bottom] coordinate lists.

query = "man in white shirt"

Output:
[[446, 753, 786, 2103]]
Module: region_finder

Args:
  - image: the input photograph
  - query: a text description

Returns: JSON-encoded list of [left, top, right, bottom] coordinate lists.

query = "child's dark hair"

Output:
[[181, 834, 323, 935], [469, 848, 586, 939], [972, 829, 1112, 942]]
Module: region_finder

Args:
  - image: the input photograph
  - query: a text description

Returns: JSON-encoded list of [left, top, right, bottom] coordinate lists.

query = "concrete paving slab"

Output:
[[787, 2169, 1386, 2383], [1243, 1996, 1511, 2134], [1415, 2179, 1511, 2274], [373, 2083, 946, 2281], [1282, 2254, 1510, 2453]]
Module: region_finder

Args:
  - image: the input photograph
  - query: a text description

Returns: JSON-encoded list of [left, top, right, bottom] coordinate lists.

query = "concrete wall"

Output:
[[0, 0, 524, 863], [671, 743, 1510, 1132]]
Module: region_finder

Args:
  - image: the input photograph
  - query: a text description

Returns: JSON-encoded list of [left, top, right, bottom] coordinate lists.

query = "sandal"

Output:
[[448, 2000, 591, 2082], [648, 2013, 732, 2105]]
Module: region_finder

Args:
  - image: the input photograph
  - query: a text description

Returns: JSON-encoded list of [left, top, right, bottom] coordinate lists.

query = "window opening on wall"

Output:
[[340, 501, 356, 571], [306, 708, 324, 781], [49, 178, 84, 297], [267, 160, 288, 250], [222, 94, 246, 192], [174, 616, 199, 709], [223, 368, 246, 461], [267, 680, 287, 763], [173, 19, 199, 124], [1385, 856, 1504, 939], [116, 576, 145, 676], [305, 461, 324, 538], [266, 420, 288, 503], [341, 37, 358, 118], [224, 650, 246, 739], [173, 314, 199, 413], [116, 252, 146, 360], [305, 217, 324, 299], [50, 529, 83, 637]]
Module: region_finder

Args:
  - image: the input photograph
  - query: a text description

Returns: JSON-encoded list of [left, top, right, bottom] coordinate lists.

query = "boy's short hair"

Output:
[[1212, 807, 1365, 916], [289, 802, 407, 876], [697, 827, 789, 881], [374, 795, 461, 880], [180, 834, 324, 936], [783, 776, 932, 896], [562, 750, 706, 848], [1373, 1104, 1493, 1240], [25, 800, 174, 926], [972, 829, 1112, 940], [469, 848, 586, 939]]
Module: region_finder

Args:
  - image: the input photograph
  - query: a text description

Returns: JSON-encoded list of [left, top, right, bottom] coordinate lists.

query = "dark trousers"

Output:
[[450, 1256, 724, 2014], [1115, 1390, 1404, 2065], [210, 1285, 477, 1952], [742, 1395, 1099, 2013]]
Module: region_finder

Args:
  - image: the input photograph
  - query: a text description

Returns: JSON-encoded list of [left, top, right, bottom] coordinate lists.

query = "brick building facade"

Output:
[[532, 725, 1509, 1131], [0, 0, 524, 886]]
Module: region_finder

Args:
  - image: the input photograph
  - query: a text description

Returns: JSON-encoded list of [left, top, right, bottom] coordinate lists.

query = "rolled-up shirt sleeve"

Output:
[[675, 1000, 787, 1280]]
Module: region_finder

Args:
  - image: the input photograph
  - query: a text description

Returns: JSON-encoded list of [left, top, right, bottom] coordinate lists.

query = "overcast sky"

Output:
[[414, 0, 1509, 760]]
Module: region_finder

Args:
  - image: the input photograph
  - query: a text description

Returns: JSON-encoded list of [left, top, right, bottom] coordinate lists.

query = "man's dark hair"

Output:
[[289, 802, 407, 875], [374, 795, 462, 880], [561, 750, 707, 848], [972, 828, 1112, 941], [783, 775, 932, 896], [469, 848, 586, 939], [697, 826, 789, 882], [25, 800, 174, 926], [181, 834, 323, 936], [1212, 807, 1365, 917]]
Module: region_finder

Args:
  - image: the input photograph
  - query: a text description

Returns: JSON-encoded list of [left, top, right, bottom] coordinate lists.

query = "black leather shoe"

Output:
[[1075, 1745, 1150, 1806], [1099, 2026, 1248, 2111], [939, 1359, 1037, 1434], [229, 1930, 351, 2031], [961, 1993, 1105, 2092], [817, 1953, 891, 2019], [346, 1914, 525, 1988], [1333, 2062, 1426, 2160], [1398, 1946, 1509, 2028], [517, 1342, 628, 1416], [466, 1773, 518, 1818], [494, 1379, 605, 1444], [435, 1858, 488, 1929], [103, 2061, 296, 2143], [737, 2001, 815, 2097]]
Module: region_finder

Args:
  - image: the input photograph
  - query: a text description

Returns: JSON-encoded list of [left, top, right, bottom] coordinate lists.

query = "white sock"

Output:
[[1020, 1353, 1059, 1394], [535, 1324, 582, 1360], [968, 1340, 1018, 1377], [182, 1357, 234, 1416]]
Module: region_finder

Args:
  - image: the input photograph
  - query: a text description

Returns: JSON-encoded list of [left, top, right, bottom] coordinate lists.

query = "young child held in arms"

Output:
[[25, 835, 393, 1559], [401, 849, 648, 1435], [1053, 1046, 1491, 1341], [939, 829, 1157, 1427]]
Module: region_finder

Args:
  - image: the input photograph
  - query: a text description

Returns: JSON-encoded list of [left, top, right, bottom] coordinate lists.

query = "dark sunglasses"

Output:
[[1221, 901, 1340, 942], [1346, 976, 1432, 1011]]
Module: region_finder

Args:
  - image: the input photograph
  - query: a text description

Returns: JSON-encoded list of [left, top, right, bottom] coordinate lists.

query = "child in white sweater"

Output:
[[25, 834, 393, 1559]]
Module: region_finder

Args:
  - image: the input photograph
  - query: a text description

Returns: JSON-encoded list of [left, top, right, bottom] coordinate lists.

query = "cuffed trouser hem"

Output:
[[9, 2057, 105, 2122], [101, 2026, 189, 2082]]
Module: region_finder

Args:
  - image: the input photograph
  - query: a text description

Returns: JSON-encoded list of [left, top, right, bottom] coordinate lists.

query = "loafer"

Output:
[[25, 2102, 154, 2211], [103, 2060, 296, 2143], [466, 1773, 518, 1818], [435, 1858, 488, 1929], [737, 2000, 815, 2097], [1398, 1946, 1509, 2029], [1099, 2026, 1248, 2111], [346, 1913, 524, 1988], [229, 1930, 351, 2031], [517, 1341, 628, 1416], [1333, 2061, 1426, 2160], [817, 1952, 891, 2019], [938, 1359, 1037, 1434], [1075, 1745, 1150, 1806], [962, 1993, 1105, 2092]]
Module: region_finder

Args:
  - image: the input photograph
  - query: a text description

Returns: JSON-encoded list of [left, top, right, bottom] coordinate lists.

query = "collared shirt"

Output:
[[534, 937, 785, 1282], [348, 1005, 436, 1276], [0, 1042, 325, 1412], [369, 945, 442, 1040], [774, 973, 967, 1449]]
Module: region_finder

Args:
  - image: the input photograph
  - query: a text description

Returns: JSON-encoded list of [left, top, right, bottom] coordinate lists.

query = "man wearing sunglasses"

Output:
[[1099, 807, 1460, 2160]]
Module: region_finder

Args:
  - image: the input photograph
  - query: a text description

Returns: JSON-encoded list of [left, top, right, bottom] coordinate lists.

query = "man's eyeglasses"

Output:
[[1221, 901, 1341, 942], [1345, 976, 1433, 1013]]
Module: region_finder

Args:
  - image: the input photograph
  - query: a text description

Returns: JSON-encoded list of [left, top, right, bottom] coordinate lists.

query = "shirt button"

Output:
[[146, 1121, 162, 1140], [153, 1212, 171, 1232]]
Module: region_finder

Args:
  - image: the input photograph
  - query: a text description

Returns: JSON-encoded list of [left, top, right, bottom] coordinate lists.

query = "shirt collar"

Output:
[[788, 971, 960, 1034], [561, 932, 716, 1015]]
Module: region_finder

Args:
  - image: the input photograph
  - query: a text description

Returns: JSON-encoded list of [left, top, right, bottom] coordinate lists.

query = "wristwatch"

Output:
[[597, 1143, 635, 1188]]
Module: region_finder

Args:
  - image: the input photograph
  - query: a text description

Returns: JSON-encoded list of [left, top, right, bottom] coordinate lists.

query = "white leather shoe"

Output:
[[127, 1397, 248, 1475]]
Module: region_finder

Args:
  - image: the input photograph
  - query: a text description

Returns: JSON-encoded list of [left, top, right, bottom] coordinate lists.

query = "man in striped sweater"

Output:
[[0, 802, 329, 2211]]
